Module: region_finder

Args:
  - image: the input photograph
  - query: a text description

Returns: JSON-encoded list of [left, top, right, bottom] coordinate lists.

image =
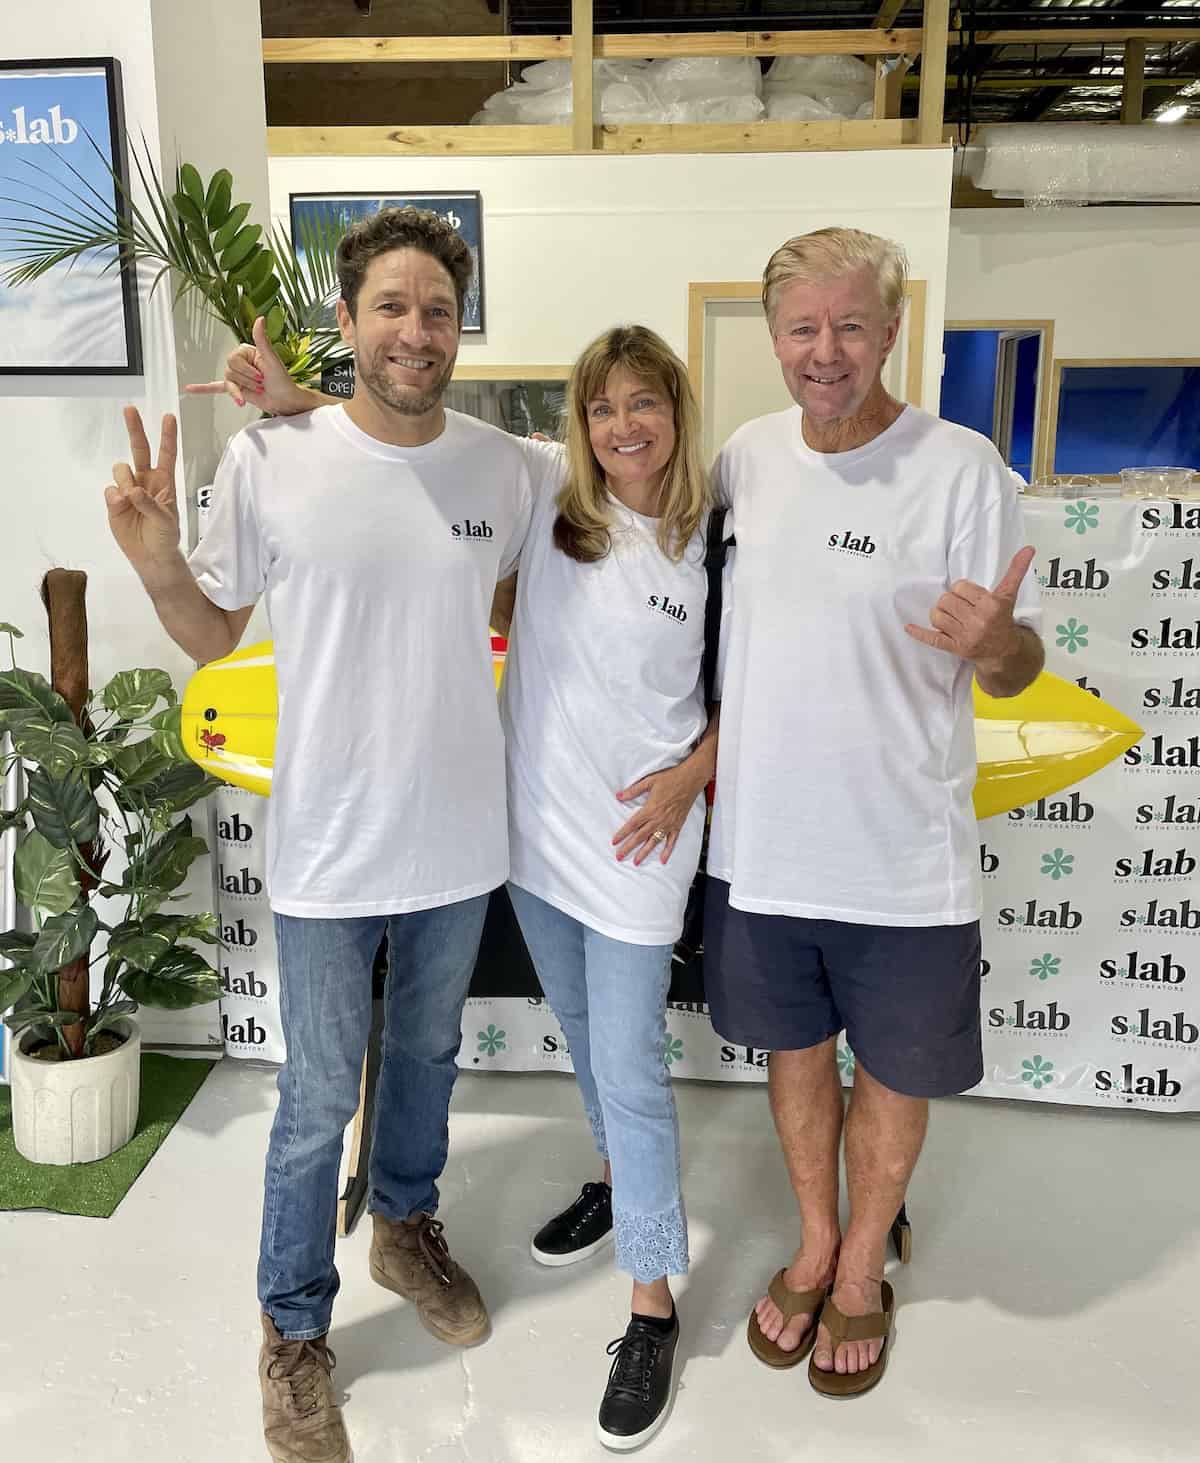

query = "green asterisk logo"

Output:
[[1021, 1055, 1055, 1090], [1064, 501, 1100, 535], [1055, 617, 1089, 654], [477, 1024, 507, 1057], [663, 1035, 684, 1066], [1030, 953, 1061, 981], [837, 1045, 856, 1078], [1041, 848, 1075, 880]]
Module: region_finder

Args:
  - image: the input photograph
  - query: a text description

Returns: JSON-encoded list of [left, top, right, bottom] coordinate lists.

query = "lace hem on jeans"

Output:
[[584, 1105, 609, 1160], [613, 1202, 689, 1282]]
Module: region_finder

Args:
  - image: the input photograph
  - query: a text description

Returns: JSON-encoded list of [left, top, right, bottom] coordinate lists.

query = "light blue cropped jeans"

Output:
[[507, 883, 689, 1283]]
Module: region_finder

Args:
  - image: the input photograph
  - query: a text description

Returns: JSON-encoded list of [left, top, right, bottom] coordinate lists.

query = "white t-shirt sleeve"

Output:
[[948, 466, 1043, 637], [187, 436, 267, 611], [500, 438, 565, 577]]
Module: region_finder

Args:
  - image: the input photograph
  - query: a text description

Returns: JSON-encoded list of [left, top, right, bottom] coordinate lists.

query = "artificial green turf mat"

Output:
[[0, 1053, 216, 1217]]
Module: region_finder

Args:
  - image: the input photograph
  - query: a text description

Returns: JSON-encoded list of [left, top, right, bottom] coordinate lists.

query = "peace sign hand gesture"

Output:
[[904, 546, 1036, 666], [105, 407, 184, 589]]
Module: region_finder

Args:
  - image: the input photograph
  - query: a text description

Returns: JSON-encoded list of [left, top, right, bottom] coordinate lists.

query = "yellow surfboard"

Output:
[[182, 637, 1143, 819]]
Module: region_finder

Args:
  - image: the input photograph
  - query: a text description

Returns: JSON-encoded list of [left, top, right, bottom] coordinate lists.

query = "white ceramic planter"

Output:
[[10, 1018, 141, 1165]]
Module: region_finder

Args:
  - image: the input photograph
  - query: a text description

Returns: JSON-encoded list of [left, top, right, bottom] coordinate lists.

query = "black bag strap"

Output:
[[702, 507, 733, 708]]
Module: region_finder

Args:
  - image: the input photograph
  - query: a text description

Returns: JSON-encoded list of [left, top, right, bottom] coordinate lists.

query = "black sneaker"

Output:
[[530, 1181, 613, 1267], [596, 1310, 680, 1451]]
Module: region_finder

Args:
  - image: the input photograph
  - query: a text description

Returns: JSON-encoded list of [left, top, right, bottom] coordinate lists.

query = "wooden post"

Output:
[[874, 54, 913, 119], [40, 570, 92, 1056], [918, 0, 951, 145], [1121, 39, 1147, 124], [572, 0, 594, 151]]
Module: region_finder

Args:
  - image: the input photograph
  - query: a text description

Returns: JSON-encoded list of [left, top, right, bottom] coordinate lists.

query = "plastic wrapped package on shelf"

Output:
[[968, 123, 1200, 204], [764, 92, 841, 122], [762, 53, 876, 119], [472, 55, 766, 126]]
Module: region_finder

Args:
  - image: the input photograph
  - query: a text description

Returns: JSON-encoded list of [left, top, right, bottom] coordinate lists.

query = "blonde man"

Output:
[[703, 227, 1043, 1397]]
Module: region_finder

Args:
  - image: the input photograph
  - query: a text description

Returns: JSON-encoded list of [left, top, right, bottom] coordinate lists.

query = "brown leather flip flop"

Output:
[[746, 1270, 827, 1369], [808, 1280, 895, 1398]]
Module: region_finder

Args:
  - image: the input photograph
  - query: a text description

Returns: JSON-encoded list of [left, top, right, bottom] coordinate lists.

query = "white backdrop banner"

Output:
[[212, 785, 285, 1063], [218, 495, 1199, 1113]]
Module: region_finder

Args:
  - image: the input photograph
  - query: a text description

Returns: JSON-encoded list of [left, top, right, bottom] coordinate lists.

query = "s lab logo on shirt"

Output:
[[827, 529, 876, 558], [451, 517, 494, 541], [647, 594, 689, 623]]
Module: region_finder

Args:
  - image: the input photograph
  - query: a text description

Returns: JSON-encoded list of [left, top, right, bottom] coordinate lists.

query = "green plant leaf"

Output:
[[172, 189, 209, 238], [4, 1009, 51, 1036], [181, 912, 222, 946], [0, 667, 73, 724], [205, 170, 234, 227], [0, 623, 24, 638], [101, 668, 175, 719], [241, 250, 275, 295], [248, 280, 281, 317], [147, 704, 187, 763], [26, 768, 100, 849], [14, 831, 80, 914], [9, 719, 92, 778], [265, 304, 286, 343], [107, 913, 191, 972], [0, 965, 34, 1012], [28, 905, 98, 977], [179, 162, 206, 210], [111, 737, 173, 790], [132, 761, 214, 817], [0, 929, 37, 966], [121, 945, 219, 1009], [219, 224, 262, 274], [230, 247, 270, 288], [85, 1000, 138, 1050], [143, 817, 209, 892], [212, 200, 251, 252]]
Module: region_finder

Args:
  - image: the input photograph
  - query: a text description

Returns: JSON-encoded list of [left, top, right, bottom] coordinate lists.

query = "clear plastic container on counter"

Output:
[[1119, 466, 1198, 499]]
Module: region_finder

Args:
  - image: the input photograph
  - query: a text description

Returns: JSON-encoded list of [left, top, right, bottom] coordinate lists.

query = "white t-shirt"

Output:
[[189, 406, 533, 917], [501, 442, 709, 945], [709, 405, 1042, 927]]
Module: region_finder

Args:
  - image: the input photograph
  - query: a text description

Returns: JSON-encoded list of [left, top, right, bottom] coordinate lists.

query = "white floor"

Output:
[[2, 1062, 1197, 1463]]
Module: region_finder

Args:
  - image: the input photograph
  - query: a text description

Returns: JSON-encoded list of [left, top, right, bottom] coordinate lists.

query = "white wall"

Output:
[[947, 207, 1200, 357], [1, 0, 268, 1047], [269, 148, 955, 417]]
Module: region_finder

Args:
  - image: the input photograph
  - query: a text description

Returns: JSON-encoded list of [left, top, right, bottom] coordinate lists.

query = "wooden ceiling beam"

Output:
[[262, 30, 926, 64]]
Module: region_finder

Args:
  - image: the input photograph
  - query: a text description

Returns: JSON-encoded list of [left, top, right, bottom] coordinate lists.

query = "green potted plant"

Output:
[[0, 617, 220, 1165]]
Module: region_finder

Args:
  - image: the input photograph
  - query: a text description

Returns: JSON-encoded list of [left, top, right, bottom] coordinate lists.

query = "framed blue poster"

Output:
[[289, 191, 485, 333], [0, 57, 142, 374]]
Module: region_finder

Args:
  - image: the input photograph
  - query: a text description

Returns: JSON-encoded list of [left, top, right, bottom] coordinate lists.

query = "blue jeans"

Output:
[[507, 884, 688, 1283], [260, 896, 489, 1339]]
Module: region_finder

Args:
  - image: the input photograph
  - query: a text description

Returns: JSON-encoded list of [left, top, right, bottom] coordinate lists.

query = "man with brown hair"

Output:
[[106, 208, 533, 1463]]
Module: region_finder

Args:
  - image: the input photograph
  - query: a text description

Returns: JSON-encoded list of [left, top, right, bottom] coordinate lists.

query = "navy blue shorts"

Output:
[[703, 877, 983, 1099]]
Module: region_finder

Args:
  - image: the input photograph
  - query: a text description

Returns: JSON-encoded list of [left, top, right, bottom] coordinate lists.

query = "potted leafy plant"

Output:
[[0, 614, 220, 1165]]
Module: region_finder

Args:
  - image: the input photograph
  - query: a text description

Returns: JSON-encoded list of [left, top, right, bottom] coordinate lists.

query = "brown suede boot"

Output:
[[369, 1212, 490, 1346], [259, 1314, 351, 1463]]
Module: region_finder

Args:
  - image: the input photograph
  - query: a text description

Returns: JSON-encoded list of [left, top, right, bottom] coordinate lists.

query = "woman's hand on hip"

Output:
[[612, 761, 706, 866]]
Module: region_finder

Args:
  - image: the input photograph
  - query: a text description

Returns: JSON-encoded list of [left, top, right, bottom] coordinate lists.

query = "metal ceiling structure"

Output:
[[495, 1, 1200, 122]]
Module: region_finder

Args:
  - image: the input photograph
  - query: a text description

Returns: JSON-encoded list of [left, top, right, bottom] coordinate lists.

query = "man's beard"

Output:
[[357, 346, 455, 416]]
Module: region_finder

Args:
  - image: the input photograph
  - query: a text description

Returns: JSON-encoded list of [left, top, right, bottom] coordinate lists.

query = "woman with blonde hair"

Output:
[[493, 323, 716, 1449]]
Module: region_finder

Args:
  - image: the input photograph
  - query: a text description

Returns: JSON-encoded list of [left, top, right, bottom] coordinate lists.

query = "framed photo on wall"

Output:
[[0, 57, 142, 374], [289, 191, 485, 333]]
